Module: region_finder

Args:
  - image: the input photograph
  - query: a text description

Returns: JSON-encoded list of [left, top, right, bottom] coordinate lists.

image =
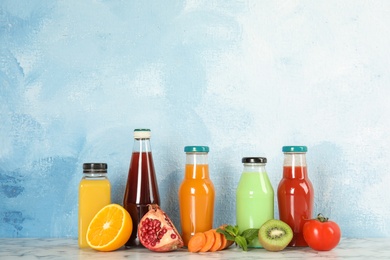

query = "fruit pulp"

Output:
[[78, 178, 111, 248], [179, 164, 215, 246], [86, 204, 133, 252], [277, 166, 314, 246], [236, 171, 274, 248], [123, 151, 160, 247]]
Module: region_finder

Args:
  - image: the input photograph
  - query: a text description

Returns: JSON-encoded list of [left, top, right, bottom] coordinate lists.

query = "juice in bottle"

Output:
[[179, 146, 215, 246], [236, 157, 274, 248], [277, 146, 314, 247], [123, 129, 160, 247], [78, 163, 111, 248]]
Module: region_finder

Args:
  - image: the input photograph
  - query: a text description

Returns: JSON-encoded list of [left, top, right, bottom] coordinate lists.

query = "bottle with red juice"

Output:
[[277, 146, 314, 247], [123, 129, 160, 247]]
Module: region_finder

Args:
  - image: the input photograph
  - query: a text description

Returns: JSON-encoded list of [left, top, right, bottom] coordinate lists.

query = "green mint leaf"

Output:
[[216, 228, 236, 241], [224, 225, 240, 236], [240, 228, 259, 243], [235, 235, 248, 251], [232, 225, 240, 235]]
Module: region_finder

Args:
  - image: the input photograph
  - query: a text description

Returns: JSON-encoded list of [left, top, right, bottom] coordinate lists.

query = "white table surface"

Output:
[[0, 238, 389, 259]]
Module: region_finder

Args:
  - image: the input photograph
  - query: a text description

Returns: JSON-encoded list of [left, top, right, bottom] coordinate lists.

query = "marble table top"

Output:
[[0, 238, 389, 259]]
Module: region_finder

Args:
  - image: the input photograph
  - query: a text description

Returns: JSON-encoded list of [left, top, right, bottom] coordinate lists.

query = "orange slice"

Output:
[[86, 204, 133, 251]]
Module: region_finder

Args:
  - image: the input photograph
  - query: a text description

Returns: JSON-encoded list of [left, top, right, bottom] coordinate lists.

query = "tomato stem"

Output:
[[316, 213, 329, 222]]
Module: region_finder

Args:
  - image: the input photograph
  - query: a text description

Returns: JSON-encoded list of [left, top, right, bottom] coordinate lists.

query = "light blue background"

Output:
[[1, 0, 389, 238]]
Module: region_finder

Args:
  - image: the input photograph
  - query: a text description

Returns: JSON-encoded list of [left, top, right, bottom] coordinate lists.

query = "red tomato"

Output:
[[303, 214, 341, 251]]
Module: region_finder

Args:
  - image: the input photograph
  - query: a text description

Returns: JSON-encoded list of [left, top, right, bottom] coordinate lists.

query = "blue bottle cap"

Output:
[[184, 146, 209, 153], [282, 146, 307, 152]]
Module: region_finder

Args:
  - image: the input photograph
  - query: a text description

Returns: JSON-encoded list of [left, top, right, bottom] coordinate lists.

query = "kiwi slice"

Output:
[[258, 219, 293, 251]]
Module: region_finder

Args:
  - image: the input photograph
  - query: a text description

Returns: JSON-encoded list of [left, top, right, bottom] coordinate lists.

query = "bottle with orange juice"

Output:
[[78, 163, 111, 248], [179, 146, 215, 246]]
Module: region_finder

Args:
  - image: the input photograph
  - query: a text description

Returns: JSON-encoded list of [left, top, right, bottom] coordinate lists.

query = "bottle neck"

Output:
[[283, 153, 307, 166], [133, 138, 152, 153], [185, 152, 208, 165], [82, 173, 108, 179], [243, 163, 267, 173], [283, 153, 308, 179], [185, 152, 209, 179]]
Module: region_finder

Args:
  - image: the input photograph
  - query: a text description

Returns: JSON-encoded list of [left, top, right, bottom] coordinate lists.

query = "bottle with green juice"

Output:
[[236, 157, 274, 248]]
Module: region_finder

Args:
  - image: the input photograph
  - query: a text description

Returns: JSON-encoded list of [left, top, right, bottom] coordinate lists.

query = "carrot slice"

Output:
[[188, 232, 206, 253], [199, 230, 215, 252], [218, 224, 234, 250], [208, 229, 222, 252], [218, 233, 228, 251]]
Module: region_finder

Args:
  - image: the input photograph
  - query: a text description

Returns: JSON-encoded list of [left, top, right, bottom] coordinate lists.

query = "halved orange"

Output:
[[86, 204, 132, 251]]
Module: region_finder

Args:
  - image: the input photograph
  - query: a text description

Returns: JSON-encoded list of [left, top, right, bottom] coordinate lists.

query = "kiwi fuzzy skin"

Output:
[[258, 219, 293, 252]]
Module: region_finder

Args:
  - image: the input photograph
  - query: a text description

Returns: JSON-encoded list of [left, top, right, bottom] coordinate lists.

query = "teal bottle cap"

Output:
[[184, 146, 209, 153], [282, 146, 307, 152]]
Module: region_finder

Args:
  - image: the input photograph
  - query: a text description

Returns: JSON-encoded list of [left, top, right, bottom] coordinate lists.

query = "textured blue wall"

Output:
[[1, 0, 389, 238]]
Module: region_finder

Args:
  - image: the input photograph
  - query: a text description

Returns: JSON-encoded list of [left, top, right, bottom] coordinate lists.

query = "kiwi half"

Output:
[[258, 219, 293, 252]]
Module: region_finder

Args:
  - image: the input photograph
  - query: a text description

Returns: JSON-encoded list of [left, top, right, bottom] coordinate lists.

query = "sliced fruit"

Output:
[[138, 204, 184, 252], [258, 219, 293, 252], [208, 229, 222, 252], [188, 232, 206, 253], [218, 224, 234, 250], [86, 204, 133, 252], [199, 229, 215, 252]]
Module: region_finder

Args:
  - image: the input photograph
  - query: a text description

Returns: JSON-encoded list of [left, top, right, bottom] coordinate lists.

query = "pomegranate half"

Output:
[[138, 204, 184, 252]]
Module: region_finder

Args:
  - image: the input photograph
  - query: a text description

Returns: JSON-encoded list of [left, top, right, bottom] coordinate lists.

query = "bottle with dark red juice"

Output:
[[123, 129, 160, 247], [277, 146, 314, 247]]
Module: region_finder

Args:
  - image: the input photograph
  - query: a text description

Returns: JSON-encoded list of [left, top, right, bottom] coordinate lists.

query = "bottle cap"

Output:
[[282, 146, 307, 153], [83, 163, 107, 173], [134, 129, 151, 139], [184, 146, 209, 153], [242, 157, 267, 163]]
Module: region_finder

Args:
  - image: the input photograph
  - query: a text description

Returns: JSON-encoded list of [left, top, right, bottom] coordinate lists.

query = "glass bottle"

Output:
[[277, 146, 314, 246], [236, 157, 274, 248], [78, 163, 111, 248], [178, 146, 215, 246], [123, 129, 160, 247]]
